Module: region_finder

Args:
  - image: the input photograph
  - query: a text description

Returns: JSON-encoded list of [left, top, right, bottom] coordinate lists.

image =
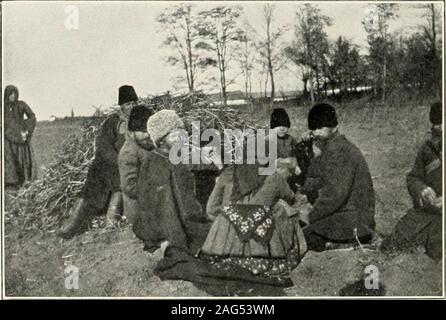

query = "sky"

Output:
[[2, 1, 442, 120]]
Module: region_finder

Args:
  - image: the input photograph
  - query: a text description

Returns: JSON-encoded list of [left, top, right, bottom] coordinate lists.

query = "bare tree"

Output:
[[285, 4, 331, 103], [252, 4, 288, 109], [233, 27, 255, 101], [363, 3, 399, 103], [421, 3, 442, 98], [157, 4, 214, 92], [196, 6, 243, 106]]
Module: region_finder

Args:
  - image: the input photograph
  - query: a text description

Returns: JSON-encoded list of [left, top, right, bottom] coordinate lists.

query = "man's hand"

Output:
[[278, 199, 299, 217], [21, 130, 29, 142], [433, 196, 442, 212], [202, 146, 223, 170], [312, 143, 322, 158], [301, 130, 313, 142], [421, 187, 438, 207]]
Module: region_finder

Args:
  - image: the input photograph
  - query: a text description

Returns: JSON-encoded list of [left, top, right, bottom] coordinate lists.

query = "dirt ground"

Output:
[[4, 99, 444, 297]]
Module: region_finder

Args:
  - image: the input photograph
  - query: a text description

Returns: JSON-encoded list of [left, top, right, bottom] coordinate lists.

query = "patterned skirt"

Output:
[[200, 204, 307, 277]]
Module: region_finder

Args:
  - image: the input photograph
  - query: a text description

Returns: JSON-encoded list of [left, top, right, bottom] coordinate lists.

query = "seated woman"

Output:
[[200, 157, 307, 277]]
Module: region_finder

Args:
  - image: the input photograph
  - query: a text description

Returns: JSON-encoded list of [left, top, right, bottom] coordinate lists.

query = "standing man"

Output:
[[59, 85, 138, 239], [301, 103, 376, 251]]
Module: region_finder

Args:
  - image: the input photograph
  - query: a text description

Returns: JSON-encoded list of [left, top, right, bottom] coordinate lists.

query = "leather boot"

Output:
[[105, 191, 123, 227], [58, 198, 91, 239]]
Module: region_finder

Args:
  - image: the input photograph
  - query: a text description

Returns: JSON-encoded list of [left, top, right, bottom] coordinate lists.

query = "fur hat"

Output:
[[128, 105, 154, 132], [308, 103, 338, 130], [118, 85, 138, 105], [146, 109, 185, 145], [430, 102, 442, 125], [270, 108, 291, 128]]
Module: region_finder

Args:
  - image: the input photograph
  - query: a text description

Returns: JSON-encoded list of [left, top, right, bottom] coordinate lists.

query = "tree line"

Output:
[[156, 3, 442, 107]]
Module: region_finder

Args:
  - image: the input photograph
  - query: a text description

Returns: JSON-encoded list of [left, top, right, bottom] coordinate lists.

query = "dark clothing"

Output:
[[4, 86, 37, 187], [275, 134, 313, 190], [133, 150, 208, 253], [303, 228, 372, 252], [382, 209, 441, 261], [154, 246, 292, 296], [303, 133, 376, 242], [118, 132, 154, 223], [80, 113, 126, 212], [407, 139, 442, 208], [382, 137, 442, 261]]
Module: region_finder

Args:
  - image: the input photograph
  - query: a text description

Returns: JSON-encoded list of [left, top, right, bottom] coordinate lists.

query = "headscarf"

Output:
[[4, 85, 19, 105]]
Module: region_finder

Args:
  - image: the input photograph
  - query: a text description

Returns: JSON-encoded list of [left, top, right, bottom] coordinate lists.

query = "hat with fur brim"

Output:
[[308, 103, 338, 130], [146, 109, 185, 146]]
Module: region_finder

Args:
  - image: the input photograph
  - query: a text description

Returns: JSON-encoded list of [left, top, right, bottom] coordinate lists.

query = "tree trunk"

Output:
[[185, 12, 194, 92], [315, 68, 321, 98], [382, 55, 387, 103], [309, 70, 315, 104]]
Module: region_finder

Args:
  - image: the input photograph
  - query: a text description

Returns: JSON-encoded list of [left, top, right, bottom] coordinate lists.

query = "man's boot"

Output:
[[58, 198, 91, 239], [105, 191, 123, 227]]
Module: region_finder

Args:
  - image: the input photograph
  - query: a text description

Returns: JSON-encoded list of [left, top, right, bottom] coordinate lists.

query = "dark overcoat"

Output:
[[80, 113, 126, 211], [133, 150, 209, 253], [303, 133, 376, 241]]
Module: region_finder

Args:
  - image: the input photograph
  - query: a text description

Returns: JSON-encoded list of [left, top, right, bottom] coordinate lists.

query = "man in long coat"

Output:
[[59, 85, 138, 238], [302, 103, 376, 251]]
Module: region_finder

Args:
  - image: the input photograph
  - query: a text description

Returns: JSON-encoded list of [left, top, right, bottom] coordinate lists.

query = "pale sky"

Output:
[[2, 1, 441, 120]]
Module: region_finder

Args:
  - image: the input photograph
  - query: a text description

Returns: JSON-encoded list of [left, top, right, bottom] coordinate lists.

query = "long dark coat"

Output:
[[4, 85, 37, 187], [80, 113, 126, 211], [118, 132, 154, 223], [303, 133, 376, 241], [133, 150, 209, 253]]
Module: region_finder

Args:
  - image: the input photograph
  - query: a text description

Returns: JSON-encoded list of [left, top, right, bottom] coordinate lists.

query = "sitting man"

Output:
[[381, 102, 442, 261], [301, 103, 376, 251]]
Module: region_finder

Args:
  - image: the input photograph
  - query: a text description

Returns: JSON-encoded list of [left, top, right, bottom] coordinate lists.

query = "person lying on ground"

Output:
[[59, 85, 138, 239], [301, 103, 376, 252], [381, 102, 442, 262]]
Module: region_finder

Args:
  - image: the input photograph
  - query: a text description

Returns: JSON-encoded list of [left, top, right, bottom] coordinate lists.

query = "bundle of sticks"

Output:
[[5, 92, 263, 233]]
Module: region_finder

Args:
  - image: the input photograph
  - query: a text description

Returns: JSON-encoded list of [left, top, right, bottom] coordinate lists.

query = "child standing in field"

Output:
[[118, 105, 154, 225], [381, 102, 442, 261], [269, 108, 313, 192]]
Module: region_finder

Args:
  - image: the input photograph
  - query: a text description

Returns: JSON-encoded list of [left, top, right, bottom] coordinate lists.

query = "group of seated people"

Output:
[[58, 85, 443, 281]]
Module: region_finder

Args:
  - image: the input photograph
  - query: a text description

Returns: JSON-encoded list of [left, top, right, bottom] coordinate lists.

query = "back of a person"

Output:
[[240, 173, 291, 207]]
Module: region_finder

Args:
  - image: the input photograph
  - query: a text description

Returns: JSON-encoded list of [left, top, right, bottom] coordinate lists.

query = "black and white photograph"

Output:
[[0, 0, 444, 300]]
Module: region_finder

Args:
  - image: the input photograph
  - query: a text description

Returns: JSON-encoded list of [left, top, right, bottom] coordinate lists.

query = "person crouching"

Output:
[[132, 110, 209, 254]]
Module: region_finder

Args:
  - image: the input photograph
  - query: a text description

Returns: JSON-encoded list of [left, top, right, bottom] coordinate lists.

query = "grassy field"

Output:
[[4, 96, 443, 297]]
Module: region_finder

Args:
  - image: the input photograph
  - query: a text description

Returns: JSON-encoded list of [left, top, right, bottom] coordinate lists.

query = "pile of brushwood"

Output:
[[5, 92, 263, 233]]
